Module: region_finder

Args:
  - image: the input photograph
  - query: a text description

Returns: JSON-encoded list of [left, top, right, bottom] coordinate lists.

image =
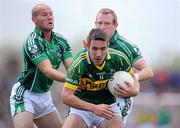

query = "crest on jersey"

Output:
[[133, 45, 141, 55], [28, 44, 38, 53], [57, 47, 62, 58]]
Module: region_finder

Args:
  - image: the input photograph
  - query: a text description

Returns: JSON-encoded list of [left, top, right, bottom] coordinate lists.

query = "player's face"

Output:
[[95, 13, 117, 39], [33, 6, 54, 31], [88, 40, 108, 66]]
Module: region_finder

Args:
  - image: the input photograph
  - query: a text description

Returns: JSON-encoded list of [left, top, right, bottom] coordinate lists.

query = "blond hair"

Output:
[[96, 8, 118, 24]]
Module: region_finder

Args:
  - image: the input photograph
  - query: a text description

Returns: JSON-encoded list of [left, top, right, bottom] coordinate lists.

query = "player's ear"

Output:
[[114, 22, 118, 27], [83, 40, 88, 48], [32, 16, 37, 23]]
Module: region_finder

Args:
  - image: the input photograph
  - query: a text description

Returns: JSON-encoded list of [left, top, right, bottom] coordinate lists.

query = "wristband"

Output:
[[135, 73, 139, 80]]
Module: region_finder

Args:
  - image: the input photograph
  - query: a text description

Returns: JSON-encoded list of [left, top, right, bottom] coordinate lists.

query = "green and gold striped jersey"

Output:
[[18, 28, 72, 92], [64, 48, 133, 105], [109, 31, 142, 64]]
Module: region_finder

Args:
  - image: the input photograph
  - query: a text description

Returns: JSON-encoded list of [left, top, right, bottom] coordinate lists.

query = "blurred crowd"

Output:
[[0, 50, 180, 128], [0, 53, 19, 127], [139, 68, 180, 94]]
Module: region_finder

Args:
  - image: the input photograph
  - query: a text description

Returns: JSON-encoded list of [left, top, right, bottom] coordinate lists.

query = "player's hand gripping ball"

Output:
[[108, 71, 134, 96]]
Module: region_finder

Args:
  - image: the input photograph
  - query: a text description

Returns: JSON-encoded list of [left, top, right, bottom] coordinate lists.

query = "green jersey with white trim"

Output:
[[109, 31, 142, 64], [18, 28, 72, 92], [64, 48, 132, 105]]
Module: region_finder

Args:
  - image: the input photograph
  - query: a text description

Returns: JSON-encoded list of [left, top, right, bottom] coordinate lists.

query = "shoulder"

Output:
[[70, 49, 87, 69], [24, 31, 43, 50], [53, 32, 72, 48], [53, 32, 69, 43], [26, 31, 41, 43], [108, 48, 129, 60], [67, 51, 87, 77], [108, 48, 131, 70], [73, 49, 87, 64], [114, 33, 136, 49], [116, 35, 142, 56], [110, 32, 142, 59], [74, 48, 87, 59]]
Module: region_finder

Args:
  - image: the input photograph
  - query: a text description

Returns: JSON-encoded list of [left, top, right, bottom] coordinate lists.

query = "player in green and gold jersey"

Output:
[[83, 8, 154, 125], [62, 28, 140, 128]]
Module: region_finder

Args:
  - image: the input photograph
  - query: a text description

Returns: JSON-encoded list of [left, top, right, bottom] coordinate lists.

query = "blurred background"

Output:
[[0, 0, 180, 127]]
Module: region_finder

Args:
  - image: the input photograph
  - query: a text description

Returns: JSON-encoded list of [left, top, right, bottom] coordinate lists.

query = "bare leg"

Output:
[[34, 110, 63, 128], [62, 114, 88, 128], [13, 111, 34, 128], [98, 115, 124, 128]]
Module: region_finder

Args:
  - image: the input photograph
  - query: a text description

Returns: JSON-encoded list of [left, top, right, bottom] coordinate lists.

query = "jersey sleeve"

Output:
[[62, 41, 73, 60], [130, 43, 143, 63], [116, 34, 143, 64], [128, 68, 134, 76], [64, 62, 80, 90], [116, 50, 133, 73], [55, 33, 73, 60], [24, 36, 48, 65], [123, 41, 143, 64]]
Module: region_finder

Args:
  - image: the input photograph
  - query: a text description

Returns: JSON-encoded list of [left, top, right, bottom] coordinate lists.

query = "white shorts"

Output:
[[116, 97, 133, 124], [10, 82, 56, 119], [69, 103, 122, 128]]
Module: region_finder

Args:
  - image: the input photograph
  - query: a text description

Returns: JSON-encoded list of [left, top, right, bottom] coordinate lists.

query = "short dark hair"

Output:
[[87, 28, 108, 43]]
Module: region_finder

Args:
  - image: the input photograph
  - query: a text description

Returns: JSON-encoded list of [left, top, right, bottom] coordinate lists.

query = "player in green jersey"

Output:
[[10, 3, 73, 128], [94, 8, 154, 124], [61, 28, 140, 128]]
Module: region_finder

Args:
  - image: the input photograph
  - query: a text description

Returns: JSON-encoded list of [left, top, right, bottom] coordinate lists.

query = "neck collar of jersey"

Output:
[[34, 28, 54, 39], [34, 28, 44, 37], [85, 50, 111, 70]]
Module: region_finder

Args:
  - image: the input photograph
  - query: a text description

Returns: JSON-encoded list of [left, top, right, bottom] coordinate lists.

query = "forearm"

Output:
[[62, 93, 96, 112], [45, 68, 65, 82], [37, 59, 66, 82], [45, 58, 73, 82], [136, 67, 153, 82], [132, 75, 140, 96], [133, 58, 154, 82]]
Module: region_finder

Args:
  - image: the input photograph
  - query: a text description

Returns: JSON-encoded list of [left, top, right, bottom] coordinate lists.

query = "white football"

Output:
[[108, 71, 134, 96]]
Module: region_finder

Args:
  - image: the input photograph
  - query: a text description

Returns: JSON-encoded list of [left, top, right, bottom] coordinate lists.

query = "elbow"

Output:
[[133, 82, 140, 97], [148, 67, 154, 79], [61, 90, 73, 106], [61, 92, 69, 105], [61, 93, 65, 104], [131, 87, 139, 97], [150, 70, 154, 79], [133, 89, 139, 96]]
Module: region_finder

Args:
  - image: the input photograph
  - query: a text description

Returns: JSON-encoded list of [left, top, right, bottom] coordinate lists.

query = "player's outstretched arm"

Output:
[[37, 59, 66, 82]]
